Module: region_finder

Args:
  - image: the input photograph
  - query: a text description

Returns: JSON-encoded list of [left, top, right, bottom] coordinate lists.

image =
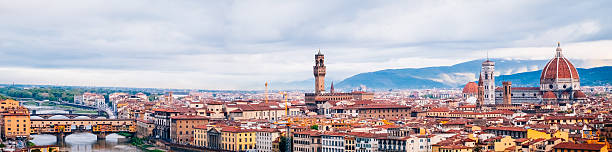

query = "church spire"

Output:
[[330, 81, 335, 94]]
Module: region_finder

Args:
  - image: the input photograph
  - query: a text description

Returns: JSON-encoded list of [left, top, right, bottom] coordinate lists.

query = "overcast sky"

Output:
[[0, 0, 611, 90]]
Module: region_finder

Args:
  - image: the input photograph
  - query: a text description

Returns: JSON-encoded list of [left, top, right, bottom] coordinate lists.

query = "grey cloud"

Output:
[[0, 0, 611, 89]]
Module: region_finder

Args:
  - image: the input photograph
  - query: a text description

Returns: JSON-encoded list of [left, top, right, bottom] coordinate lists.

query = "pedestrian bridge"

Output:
[[30, 118, 136, 141]]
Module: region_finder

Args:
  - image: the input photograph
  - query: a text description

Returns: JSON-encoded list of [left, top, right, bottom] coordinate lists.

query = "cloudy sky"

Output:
[[0, 0, 611, 90]]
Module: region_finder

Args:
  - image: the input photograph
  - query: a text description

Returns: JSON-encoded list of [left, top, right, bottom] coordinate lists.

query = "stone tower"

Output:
[[481, 59, 495, 104], [314, 50, 326, 94], [503, 81, 512, 104], [477, 73, 485, 109]]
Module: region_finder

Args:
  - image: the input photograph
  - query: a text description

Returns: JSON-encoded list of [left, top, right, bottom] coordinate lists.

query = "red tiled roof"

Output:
[[255, 128, 279, 133], [221, 127, 255, 133], [293, 130, 321, 136], [458, 105, 476, 108], [553, 142, 604, 150], [194, 125, 207, 129], [171, 115, 208, 120], [429, 107, 450, 112], [484, 126, 527, 132], [544, 116, 595, 120], [348, 132, 385, 138], [353, 103, 410, 109], [541, 46, 579, 81]]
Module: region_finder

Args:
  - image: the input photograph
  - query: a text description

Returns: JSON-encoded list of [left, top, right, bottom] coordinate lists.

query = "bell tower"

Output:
[[481, 58, 495, 104], [314, 50, 326, 94]]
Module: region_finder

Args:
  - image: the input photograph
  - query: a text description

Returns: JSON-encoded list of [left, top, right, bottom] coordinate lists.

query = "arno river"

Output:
[[25, 105, 142, 152], [30, 133, 141, 152]]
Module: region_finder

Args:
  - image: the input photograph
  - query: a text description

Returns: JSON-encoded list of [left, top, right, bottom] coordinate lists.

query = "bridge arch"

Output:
[[49, 115, 70, 119], [74, 116, 92, 119], [30, 116, 44, 120]]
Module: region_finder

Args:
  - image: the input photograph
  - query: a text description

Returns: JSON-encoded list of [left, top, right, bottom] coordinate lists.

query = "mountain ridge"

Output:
[[335, 58, 612, 90]]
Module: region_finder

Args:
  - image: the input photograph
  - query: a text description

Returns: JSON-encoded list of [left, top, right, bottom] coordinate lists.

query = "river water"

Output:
[[30, 133, 142, 152], [26, 105, 143, 152]]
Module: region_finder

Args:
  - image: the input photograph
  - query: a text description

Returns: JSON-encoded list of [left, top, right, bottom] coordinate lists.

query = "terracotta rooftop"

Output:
[[171, 115, 208, 120], [541, 51, 579, 81], [553, 142, 604, 150], [484, 126, 527, 132]]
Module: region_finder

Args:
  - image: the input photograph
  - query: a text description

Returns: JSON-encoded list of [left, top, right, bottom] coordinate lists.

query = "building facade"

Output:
[[221, 127, 256, 151], [170, 115, 209, 144], [153, 108, 180, 141], [294, 130, 322, 152], [2, 107, 31, 139], [322, 133, 345, 152], [136, 119, 154, 139], [256, 128, 280, 152], [193, 125, 208, 147]]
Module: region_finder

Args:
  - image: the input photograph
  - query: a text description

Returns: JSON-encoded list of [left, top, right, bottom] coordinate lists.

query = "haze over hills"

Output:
[[277, 58, 611, 90], [496, 66, 612, 87]]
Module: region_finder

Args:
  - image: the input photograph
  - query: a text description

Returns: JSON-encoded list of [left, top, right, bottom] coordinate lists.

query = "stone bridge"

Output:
[[30, 110, 108, 119], [30, 118, 136, 142], [24, 100, 98, 110]]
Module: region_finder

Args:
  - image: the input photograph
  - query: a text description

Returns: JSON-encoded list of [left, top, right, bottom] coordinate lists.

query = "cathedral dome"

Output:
[[573, 90, 586, 98], [540, 42, 580, 91], [542, 91, 557, 99], [462, 82, 478, 94]]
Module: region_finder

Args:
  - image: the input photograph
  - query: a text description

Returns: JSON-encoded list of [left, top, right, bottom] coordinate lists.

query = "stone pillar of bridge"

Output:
[[98, 110, 106, 117], [56, 132, 66, 146], [96, 132, 107, 140]]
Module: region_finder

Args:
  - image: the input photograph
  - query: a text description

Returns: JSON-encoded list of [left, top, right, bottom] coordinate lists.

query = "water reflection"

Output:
[[30, 133, 142, 152]]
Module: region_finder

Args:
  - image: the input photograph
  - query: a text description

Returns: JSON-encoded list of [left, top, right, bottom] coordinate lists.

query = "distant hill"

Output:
[[335, 58, 612, 90], [496, 66, 612, 87]]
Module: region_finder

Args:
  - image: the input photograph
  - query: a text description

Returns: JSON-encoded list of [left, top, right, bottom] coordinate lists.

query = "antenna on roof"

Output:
[[486, 50, 489, 61]]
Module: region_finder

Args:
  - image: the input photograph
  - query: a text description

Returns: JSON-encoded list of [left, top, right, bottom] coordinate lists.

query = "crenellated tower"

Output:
[[314, 50, 326, 94]]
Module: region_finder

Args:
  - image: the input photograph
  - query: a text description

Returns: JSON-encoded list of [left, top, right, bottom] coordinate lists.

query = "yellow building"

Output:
[[0, 99, 19, 111], [527, 129, 569, 141], [545, 116, 594, 125], [29, 145, 60, 152], [193, 125, 208, 147], [494, 136, 515, 152], [2, 107, 31, 139], [221, 127, 256, 151], [438, 145, 473, 152]]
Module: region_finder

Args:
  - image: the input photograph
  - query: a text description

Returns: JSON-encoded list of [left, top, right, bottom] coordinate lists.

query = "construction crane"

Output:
[[265, 82, 269, 103], [278, 91, 292, 152]]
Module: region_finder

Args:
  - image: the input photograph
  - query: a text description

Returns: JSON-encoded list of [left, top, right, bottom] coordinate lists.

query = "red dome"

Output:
[[542, 91, 557, 99], [574, 90, 586, 98], [540, 44, 579, 82], [462, 82, 478, 94]]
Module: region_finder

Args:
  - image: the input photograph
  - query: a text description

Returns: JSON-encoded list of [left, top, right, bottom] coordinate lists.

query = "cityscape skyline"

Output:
[[0, 1, 611, 152], [1, 1, 612, 89]]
